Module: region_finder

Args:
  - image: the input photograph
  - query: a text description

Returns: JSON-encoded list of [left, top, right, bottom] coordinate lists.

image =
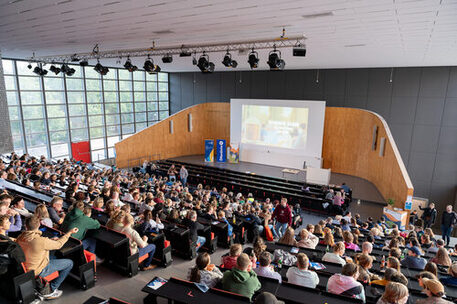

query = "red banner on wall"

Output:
[[71, 141, 91, 163]]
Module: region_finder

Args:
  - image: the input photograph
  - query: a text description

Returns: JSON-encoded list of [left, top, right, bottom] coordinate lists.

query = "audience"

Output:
[[322, 242, 350, 265], [188, 252, 223, 288], [401, 246, 427, 270], [277, 227, 297, 246], [254, 251, 282, 283], [327, 262, 365, 303], [297, 228, 318, 249], [440, 263, 457, 286], [286, 253, 319, 288], [222, 253, 261, 300], [417, 278, 453, 304], [377, 282, 409, 304]]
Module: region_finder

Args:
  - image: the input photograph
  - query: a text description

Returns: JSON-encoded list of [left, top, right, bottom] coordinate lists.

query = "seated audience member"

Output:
[[188, 252, 223, 288], [355, 254, 379, 283], [254, 251, 282, 283], [340, 218, 350, 231], [417, 278, 453, 304], [327, 263, 365, 303], [92, 198, 104, 211], [424, 262, 438, 278], [61, 201, 101, 254], [12, 196, 33, 218], [387, 257, 401, 273], [223, 243, 243, 270], [254, 292, 283, 304], [333, 226, 343, 239], [0, 201, 22, 233], [320, 227, 335, 247], [376, 282, 409, 304], [217, 210, 233, 239], [182, 210, 206, 251], [332, 192, 344, 215], [440, 262, 457, 286], [34, 204, 53, 227], [286, 253, 319, 288], [277, 227, 297, 246], [361, 242, 375, 260], [430, 247, 452, 267], [121, 214, 156, 271], [371, 267, 399, 287], [314, 222, 324, 237], [401, 246, 427, 270], [16, 217, 78, 299], [136, 210, 164, 236], [322, 241, 351, 265], [343, 231, 360, 251], [297, 228, 318, 249], [418, 271, 437, 288], [48, 196, 65, 226], [389, 248, 402, 260], [222, 253, 261, 300]]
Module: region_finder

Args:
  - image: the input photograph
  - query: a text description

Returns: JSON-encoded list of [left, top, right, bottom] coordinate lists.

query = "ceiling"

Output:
[[0, 0, 456, 72]]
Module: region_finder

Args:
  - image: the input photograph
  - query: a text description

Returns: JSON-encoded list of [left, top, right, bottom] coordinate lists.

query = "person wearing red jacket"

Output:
[[272, 198, 292, 238]]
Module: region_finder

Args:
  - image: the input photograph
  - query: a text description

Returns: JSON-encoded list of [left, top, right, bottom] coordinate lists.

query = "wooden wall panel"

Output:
[[115, 103, 413, 208]]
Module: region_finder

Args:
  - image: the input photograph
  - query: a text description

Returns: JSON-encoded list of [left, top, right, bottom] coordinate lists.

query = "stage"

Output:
[[170, 155, 386, 217]]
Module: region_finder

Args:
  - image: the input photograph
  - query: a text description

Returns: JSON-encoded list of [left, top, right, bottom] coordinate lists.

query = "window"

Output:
[[3, 59, 169, 160]]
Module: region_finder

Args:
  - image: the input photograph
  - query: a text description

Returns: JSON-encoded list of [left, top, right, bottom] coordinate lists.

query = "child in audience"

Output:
[[417, 278, 453, 304], [297, 228, 318, 249], [222, 253, 261, 300], [320, 227, 335, 247], [223, 243, 243, 269], [327, 263, 365, 303], [322, 241, 351, 265], [277, 227, 297, 246], [254, 251, 282, 283], [286, 253, 319, 288], [188, 252, 223, 288], [376, 282, 409, 304], [430, 247, 452, 267], [34, 204, 53, 227], [343, 231, 360, 251]]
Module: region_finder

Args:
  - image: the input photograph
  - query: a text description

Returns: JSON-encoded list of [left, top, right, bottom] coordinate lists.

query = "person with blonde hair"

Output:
[[222, 243, 243, 270], [430, 247, 452, 267], [417, 278, 452, 304], [297, 228, 318, 249], [321, 227, 335, 247], [34, 204, 53, 227], [286, 253, 319, 288], [440, 262, 457, 285], [377, 282, 409, 304], [322, 241, 351, 265], [278, 227, 297, 247]]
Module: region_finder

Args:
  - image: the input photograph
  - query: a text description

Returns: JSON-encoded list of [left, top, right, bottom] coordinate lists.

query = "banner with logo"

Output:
[[216, 139, 227, 162], [204, 139, 214, 162], [228, 142, 239, 163]]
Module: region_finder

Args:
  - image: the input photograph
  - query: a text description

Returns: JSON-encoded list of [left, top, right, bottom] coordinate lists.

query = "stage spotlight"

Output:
[[197, 53, 215, 73], [33, 64, 48, 76], [49, 65, 61, 75], [192, 55, 197, 65], [79, 60, 89, 66], [123, 56, 138, 72], [70, 54, 80, 62], [143, 56, 155, 73], [94, 61, 109, 75], [247, 50, 259, 69], [179, 50, 191, 57], [222, 51, 237, 68], [162, 54, 173, 63], [27, 63, 32, 69], [267, 49, 285, 71], [293, 42, 307, 57], [61, 63, 76, 76]]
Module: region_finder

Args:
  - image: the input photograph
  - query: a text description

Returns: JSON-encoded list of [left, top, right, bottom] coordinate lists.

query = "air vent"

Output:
[[152, 30, 174, 34], [104, 1, 121, 6], [344, 44, 366, 47], [302, 11, 334, 19], [148, 2, 166, 7], [57, 0, 72, 5]]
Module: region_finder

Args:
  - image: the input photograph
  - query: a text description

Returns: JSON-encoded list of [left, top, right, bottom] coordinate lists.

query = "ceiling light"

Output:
[[70, 54, 80, 62], [247, 49, 259, 69], [27, 63, 32, 69], [143, 55, 161, 73], [79, 60, 89, 66], [267, 48, 285, 71], [162, 54, 173, 63], [179, 50, 191, 57], [197, 53, 215, 73], [49, 65, 61, 75], [123, 56, 138, 72], [94, 60, 109, 75], [61, 63, 75, 76], [33, 63, 48, 76], [222, 51, 238, 68], [292, 42, 306, 57]]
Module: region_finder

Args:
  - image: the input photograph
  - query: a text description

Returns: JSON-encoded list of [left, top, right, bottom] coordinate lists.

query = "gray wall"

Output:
[[170, 67, 457, 213], [0, 51, 14, 153]]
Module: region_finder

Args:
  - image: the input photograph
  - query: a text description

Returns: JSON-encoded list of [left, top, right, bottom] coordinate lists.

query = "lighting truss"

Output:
[[31, 35, 306, 64]]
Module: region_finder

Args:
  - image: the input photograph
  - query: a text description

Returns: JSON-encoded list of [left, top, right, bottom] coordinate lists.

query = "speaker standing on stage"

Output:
[[419, 202, 437, 229], [441, 205, 457, 246], [272, 198, 292, 238]]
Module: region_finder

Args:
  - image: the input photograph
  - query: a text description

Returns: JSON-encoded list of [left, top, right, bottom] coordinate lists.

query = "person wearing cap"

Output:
[[440, 262, 457, 286], [401, 246, 427, 270], [417, 278, 453, 304]]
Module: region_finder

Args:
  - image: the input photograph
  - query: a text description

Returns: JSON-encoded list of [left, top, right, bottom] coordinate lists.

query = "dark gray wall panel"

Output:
[[442, 99, 457, 127], [169, 74, 181, 114], [206, 72, 221, 102], [429, 182, 456, 212], [392, 68, 421, 97], [221, 72, 236, 102], [390, 96, 418, 124], [169, 65, 457, 210], [414, 97, 445, 126], [419, 67, 450, 98]]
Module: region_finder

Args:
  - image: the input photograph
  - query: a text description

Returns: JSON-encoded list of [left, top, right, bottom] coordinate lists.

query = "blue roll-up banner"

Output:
[[204, 139, 214, 162], [216, 139, 227, 162]]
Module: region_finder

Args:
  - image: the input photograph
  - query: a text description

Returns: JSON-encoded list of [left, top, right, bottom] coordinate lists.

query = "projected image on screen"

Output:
[[241, 105, 309, 149]]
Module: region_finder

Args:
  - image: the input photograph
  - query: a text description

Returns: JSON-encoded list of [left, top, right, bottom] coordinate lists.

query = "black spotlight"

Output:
[[197, 53, 215, 73], [192, 55, 197, 65], [49, 65, 61, 75], [222, 52, 238, 68], [248, 50, 259, 69], [143, 56, 155, 73], [33, 63, 48, 76], [267, 49, 285, 71], [27, 63, 32, 69], [70, 54, 80, 62], [79, 60, 89, 66], [162, 54, 173, 63], [94, 61, 109, 75], [61, 63, 76, 76], [123, 56, 138, 72]]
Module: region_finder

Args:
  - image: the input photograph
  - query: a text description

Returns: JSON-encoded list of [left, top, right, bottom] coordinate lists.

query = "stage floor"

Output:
[[170, 155, 385, 205]]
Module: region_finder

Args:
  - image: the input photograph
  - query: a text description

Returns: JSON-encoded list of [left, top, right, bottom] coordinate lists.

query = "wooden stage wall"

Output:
[[115, 102, 413, 207]]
